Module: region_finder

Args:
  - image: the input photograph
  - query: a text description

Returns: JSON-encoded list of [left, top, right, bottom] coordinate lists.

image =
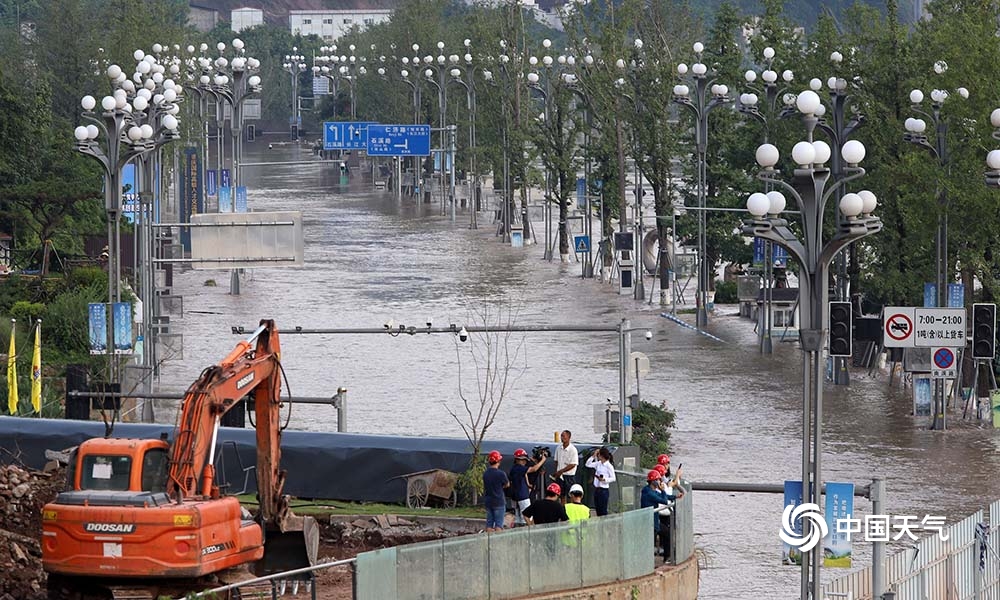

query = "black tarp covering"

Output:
[[0, 417, 567, 502]]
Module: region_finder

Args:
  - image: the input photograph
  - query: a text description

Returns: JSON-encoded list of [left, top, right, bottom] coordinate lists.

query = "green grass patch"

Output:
[[237, 495, 482, 519]]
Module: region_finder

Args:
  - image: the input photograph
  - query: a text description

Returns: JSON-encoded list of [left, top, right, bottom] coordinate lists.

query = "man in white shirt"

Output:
[[551, 430, 578, 504]]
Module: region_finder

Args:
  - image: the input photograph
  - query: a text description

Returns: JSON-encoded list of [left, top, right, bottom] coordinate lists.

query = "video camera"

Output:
[[532, 445, 551, 461]]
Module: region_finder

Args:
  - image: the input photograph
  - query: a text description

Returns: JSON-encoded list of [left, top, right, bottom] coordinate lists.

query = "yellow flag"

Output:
[[6, 322, 17, 416], [31, 320, 41, 414]]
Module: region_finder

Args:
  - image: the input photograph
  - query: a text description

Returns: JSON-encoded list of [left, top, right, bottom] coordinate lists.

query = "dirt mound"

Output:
[[0, 464, 65, 600]]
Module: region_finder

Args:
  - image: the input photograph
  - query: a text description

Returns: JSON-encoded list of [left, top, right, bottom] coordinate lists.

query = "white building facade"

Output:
[[289, 10, 393, 41], [231, 7, 264, 33]]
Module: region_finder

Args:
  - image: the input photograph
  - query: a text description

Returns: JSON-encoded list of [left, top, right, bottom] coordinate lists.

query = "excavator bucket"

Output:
[[253, 515, 320, 576]]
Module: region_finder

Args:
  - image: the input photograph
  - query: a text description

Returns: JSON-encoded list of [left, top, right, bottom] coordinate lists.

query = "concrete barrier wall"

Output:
[[521, 556, 699, 600]]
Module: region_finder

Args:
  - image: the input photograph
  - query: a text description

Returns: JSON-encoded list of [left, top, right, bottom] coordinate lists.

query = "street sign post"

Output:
[[913, 308, 965, 347], [931, 347, 957, 379], [366, 124, 431, 156], [323, 121, 373, 150], [883, 307, 915, 348]]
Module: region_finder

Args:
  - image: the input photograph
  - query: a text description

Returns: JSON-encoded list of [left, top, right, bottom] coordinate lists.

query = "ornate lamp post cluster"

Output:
[[186, 39, 261, 296], [742, 88, 881, 600], [903, 61, 967, 309], [673, 41, 732, 329], [74, 47, 183, 394], [283, 49, 307, 140], [902, 62, 969, 431], [314, 44, 367, 120], [739, 46, 796, 354]]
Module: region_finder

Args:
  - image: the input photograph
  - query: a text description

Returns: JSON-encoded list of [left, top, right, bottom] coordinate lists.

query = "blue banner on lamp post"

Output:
[[88, 303, 107, 355], [782, 480, 804, 565], [924, 283, 937, 307], [823, 482, 854, 568], [947, 284, 964, 308]]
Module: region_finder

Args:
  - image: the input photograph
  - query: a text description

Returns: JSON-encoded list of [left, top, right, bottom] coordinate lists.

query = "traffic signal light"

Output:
[[972, 303, 997, 359], [828, 301, 852, 357]]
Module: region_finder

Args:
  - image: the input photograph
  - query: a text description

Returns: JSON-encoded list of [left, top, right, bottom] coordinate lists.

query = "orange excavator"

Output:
[[41, 320, 318, 598]]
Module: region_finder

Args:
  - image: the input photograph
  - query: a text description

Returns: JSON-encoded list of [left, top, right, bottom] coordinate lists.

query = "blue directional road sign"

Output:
[[366, 124, 431, 156], [324, 121, 372, 150], [574, 235, 590, 254]]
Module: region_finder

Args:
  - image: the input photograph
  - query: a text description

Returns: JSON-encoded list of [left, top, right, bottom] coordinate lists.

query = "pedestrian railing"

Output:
[[355, 506, 676, 600]]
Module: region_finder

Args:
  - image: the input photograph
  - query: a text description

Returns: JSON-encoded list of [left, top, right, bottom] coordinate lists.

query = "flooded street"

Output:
[[158, 141, 1000, 597]]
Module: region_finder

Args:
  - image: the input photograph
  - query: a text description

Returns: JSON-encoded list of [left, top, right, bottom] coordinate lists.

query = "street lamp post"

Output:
[[739, 46, 796, 354], [742, 89, 881, 600], [283, 49, 306, 140], [316, 45, 364, 120], [415, 42, 455, 221], [448, 39, 479, 229], [902, 64, 967, 429], [673, 41, 732, 329]]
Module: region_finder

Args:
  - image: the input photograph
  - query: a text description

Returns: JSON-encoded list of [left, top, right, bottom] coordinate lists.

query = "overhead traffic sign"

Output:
[[914, 308, 965, 347], [366, 124, 431, 156], [323, 121, 372, 150], [931, 347, 957, 379], [574, 235, 590, 254], [883, 307, 914, 348]]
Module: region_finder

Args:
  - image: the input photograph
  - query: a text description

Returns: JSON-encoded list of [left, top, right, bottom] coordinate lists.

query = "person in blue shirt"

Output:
[[641, 469, 675, 560], [482, 450, 510, 532], [509, 448, 546, 526]]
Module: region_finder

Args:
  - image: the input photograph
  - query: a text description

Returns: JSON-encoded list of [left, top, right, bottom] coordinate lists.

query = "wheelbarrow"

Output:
[[390, 469, 458, 509]]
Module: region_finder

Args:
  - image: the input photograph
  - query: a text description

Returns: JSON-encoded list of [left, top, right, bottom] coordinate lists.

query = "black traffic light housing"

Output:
[[828, 301, 853, 357], [972, 303, 997, 359]]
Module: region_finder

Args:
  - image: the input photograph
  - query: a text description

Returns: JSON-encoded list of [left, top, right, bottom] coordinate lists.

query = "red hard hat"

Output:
[[514, 448, 528, 458], [647, 470, 662, 482], [487, 450, 502, 464], [657, 454, 670, 465], [654, 464, 667, 475], [546, 482, 561, 496]]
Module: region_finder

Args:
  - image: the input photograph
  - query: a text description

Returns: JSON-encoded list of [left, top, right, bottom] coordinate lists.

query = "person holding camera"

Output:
[[551, 430, 578, 504], [509, 448, 546, 526], [585, 446, 616, 516]]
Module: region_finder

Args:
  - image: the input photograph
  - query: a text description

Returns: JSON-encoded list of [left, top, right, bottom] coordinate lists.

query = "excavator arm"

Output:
[[166, 319, 290, 528]]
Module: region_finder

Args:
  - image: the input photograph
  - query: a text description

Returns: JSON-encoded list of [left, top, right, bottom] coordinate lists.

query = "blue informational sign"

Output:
[[924, 283, 938, 308], [112, 302, 133, 355], [576, 178, 586, 206], [180, 147, 203, 252], [206, 169, 218, 197], [753, 239, 788, 268], [948, 284, 964, 308], [220, 169, 231, 189], [824, 482, 854, 568], [324, 121, 374, 150], [219, 187, 232, 213], [88, 303, 107, 355], [773, 245, 788, 268], [574, 235, 590, 254], [782, 480, 804, 565], [622, 414, 631, 426], [236, 186, 248, 213], [366, 124, 431, 156], [121, 162, 139, 221]]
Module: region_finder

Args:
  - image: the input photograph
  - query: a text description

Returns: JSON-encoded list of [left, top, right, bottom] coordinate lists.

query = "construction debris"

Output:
[[0, 464, 65, 600]]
